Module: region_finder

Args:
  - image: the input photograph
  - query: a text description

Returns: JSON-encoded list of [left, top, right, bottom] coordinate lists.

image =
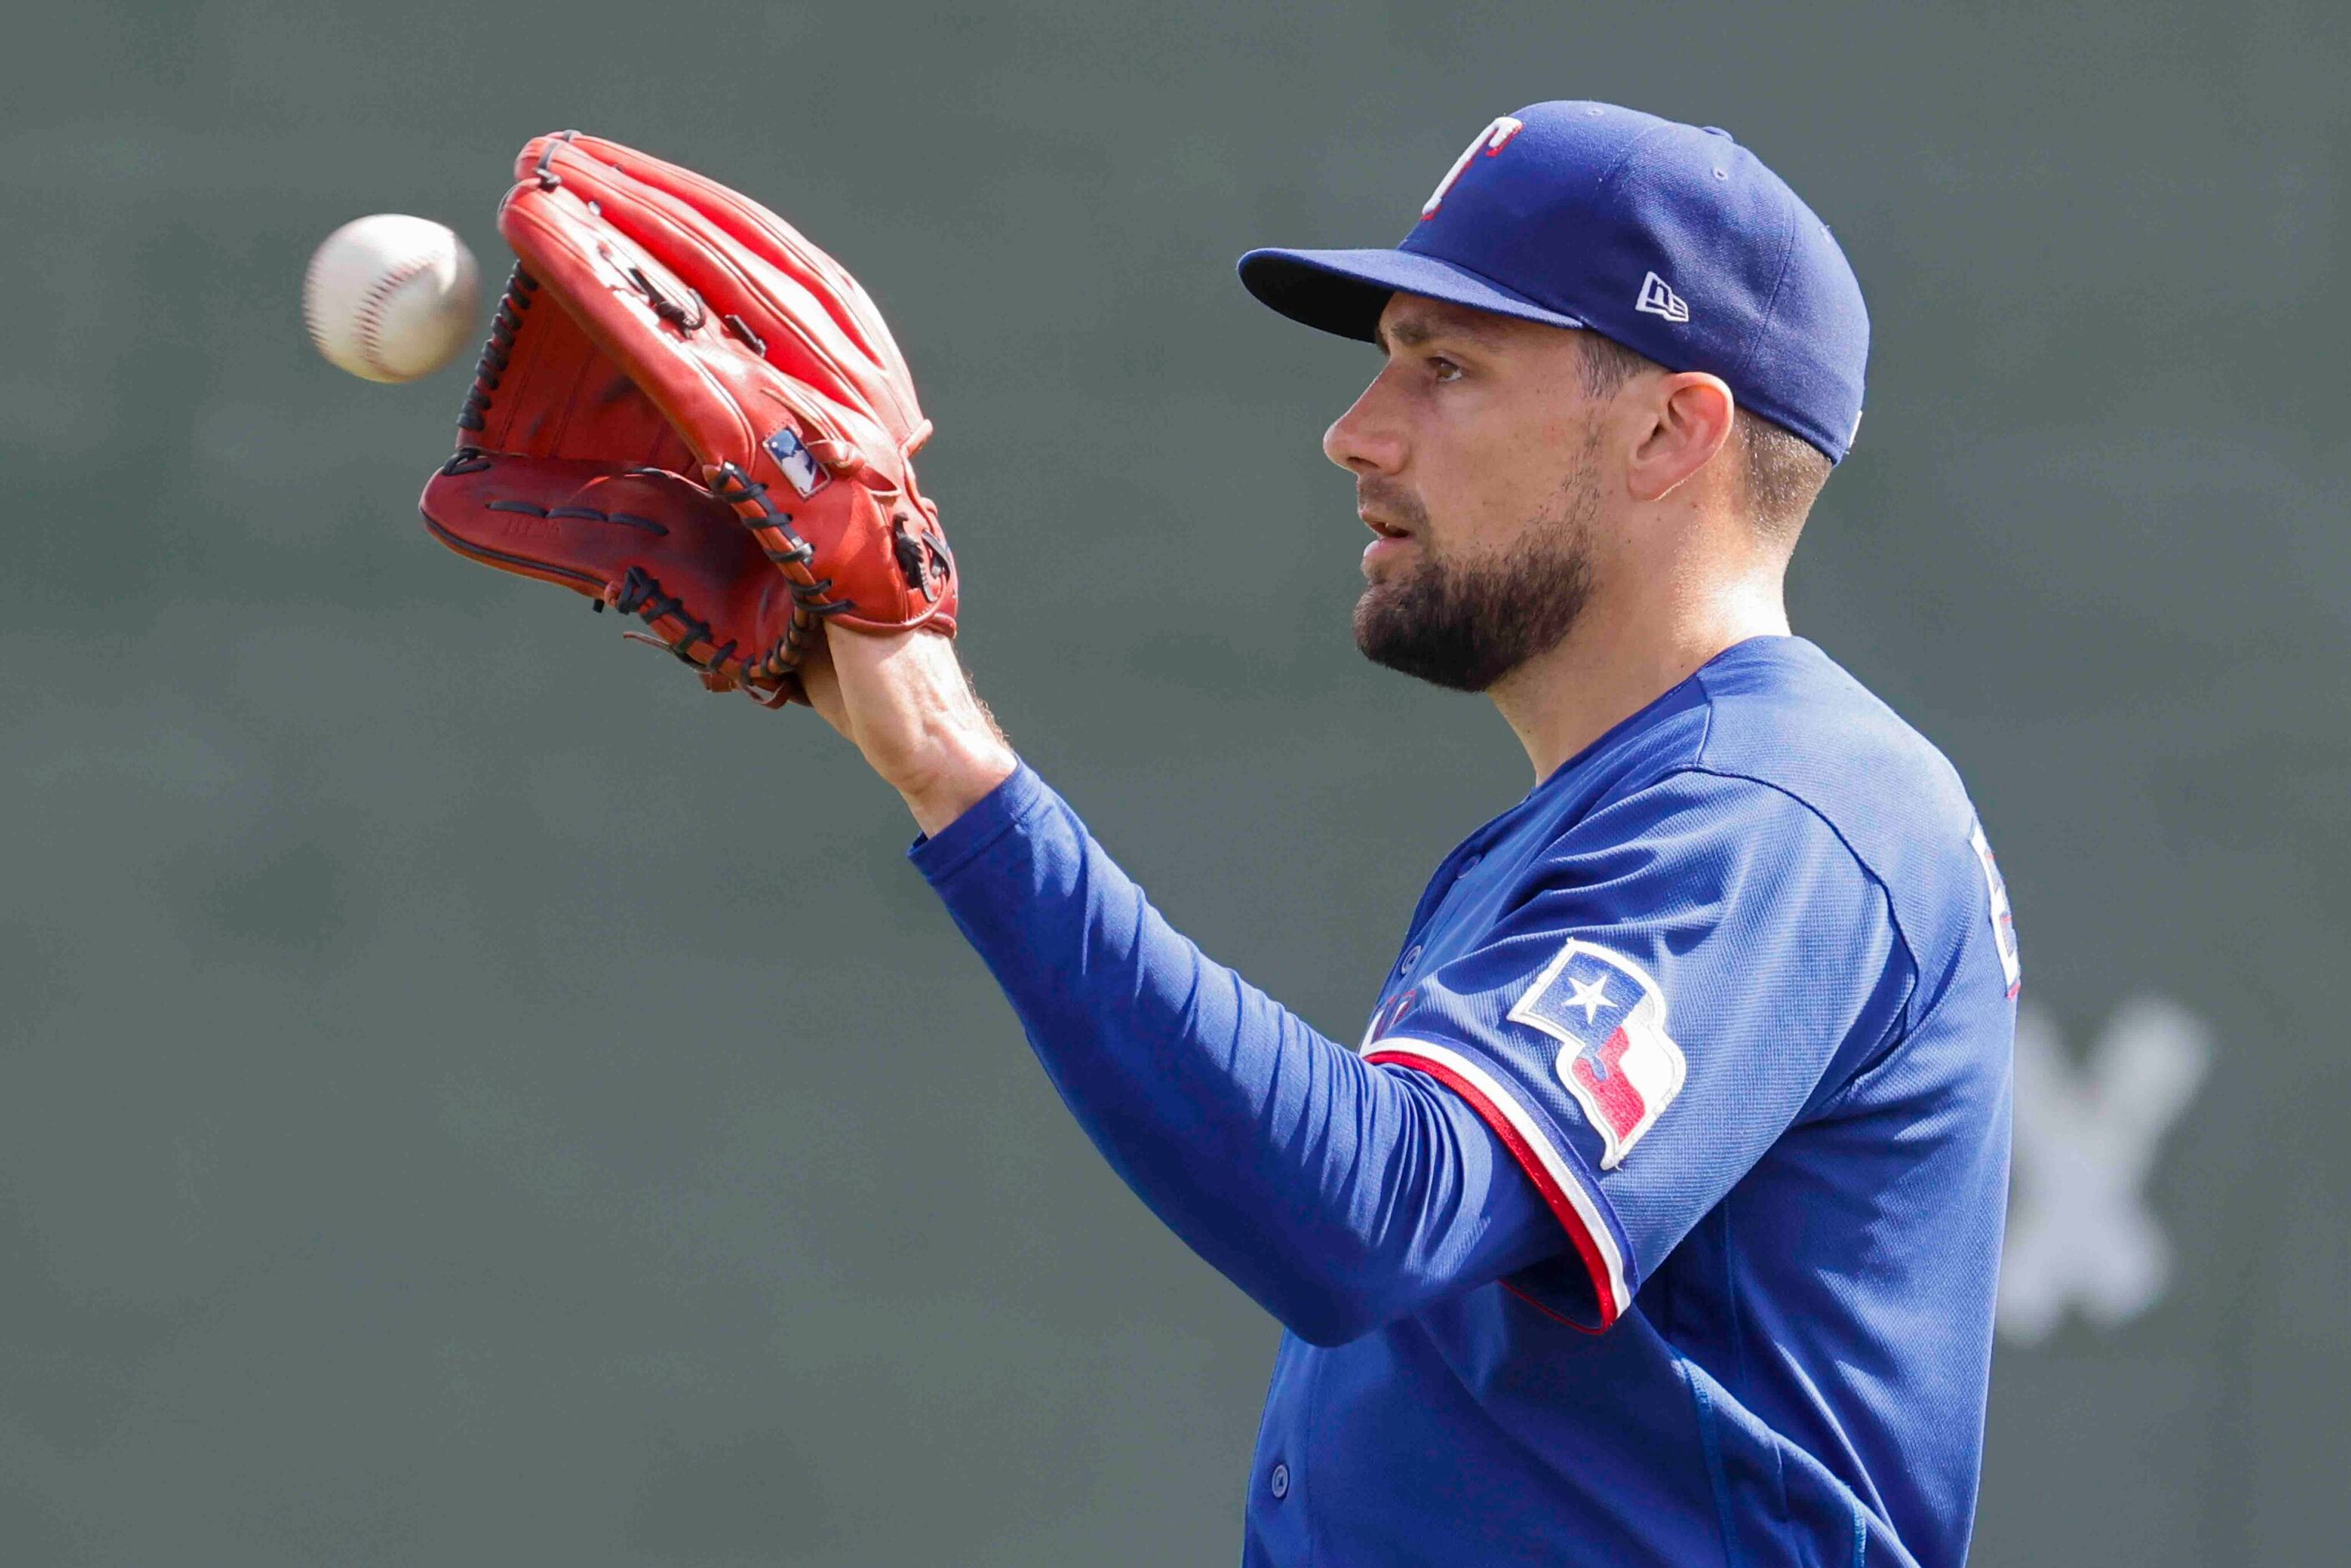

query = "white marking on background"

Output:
[[1999, 997, 2209, 1343]]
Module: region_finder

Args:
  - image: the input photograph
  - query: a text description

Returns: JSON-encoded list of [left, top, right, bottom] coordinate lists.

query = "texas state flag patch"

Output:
[[1509, 940, 1686, 1169]]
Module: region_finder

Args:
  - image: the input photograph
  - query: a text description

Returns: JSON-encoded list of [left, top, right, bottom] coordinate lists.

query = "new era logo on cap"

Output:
[[1636, 271, 1690, 324]]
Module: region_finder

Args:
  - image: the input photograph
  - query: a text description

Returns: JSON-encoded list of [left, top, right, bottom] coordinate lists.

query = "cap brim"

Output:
[[1237, 246, 1586, 342]]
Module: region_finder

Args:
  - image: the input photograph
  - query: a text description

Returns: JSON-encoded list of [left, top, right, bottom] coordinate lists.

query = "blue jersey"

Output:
[[1251, 637, 2015, 1567], [912, 635, 2014, 1567]]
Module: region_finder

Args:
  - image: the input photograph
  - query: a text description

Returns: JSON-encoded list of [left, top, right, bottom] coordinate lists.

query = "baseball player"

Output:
[[425, 104, 2015, 1566]]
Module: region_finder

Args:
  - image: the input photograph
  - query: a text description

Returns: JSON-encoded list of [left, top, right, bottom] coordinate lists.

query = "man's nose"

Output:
[[1322, 377, 1404, 475]]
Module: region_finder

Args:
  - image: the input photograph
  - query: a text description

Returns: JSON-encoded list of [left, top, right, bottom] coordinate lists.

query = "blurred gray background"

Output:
[[6, 0, 2346, 1562]]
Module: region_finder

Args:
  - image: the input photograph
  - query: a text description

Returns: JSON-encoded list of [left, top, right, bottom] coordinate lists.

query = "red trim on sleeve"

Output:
[[1366, 1049, 1620, 1331], [1502, 1277, 1603, 1335]]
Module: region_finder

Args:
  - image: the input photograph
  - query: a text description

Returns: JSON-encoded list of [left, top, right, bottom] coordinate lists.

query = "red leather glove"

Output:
[[420, 131, 955, 705]]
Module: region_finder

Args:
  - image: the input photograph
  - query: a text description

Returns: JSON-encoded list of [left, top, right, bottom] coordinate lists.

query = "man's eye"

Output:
[[1430, 357, 1463, 383]]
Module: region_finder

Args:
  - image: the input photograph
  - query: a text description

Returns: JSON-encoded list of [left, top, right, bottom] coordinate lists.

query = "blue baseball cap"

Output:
[[1238, 101, 1869, 463]]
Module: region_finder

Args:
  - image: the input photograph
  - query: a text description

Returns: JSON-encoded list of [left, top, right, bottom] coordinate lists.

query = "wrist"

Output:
[[897, 731, 1019, 837]]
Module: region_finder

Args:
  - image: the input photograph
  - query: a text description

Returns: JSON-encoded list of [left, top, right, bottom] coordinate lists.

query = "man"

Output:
[[789, 100, 2015, 1565], [786, 100, 2019, 1564], [500, 102, 2012, 1565]]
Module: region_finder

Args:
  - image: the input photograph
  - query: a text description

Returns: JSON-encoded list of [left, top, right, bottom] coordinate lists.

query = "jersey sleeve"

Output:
[[908, 761, 1578, 1346], [1363, 768, 1909, 1329]]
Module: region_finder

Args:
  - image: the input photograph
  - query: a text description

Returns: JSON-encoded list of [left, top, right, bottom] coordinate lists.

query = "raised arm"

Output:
[[798, 629, 1559, 1343]]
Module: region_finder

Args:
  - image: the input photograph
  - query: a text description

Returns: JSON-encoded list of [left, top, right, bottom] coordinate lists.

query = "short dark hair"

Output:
[[1573, 332, 1831, 541]]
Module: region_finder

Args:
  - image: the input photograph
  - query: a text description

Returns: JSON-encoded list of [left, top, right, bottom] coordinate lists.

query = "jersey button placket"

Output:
[[1268, 1460, 1290, 1500]]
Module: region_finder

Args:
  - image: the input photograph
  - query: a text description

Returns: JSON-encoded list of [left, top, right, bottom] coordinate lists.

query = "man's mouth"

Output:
[[1359, 510, 1422, 575]]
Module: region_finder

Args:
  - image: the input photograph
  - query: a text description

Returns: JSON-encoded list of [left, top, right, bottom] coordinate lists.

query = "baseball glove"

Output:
[[419, 132, 956, 706]]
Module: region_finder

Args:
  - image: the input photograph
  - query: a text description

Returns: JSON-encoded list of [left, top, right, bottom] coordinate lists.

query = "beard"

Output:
[[1352, 459, 1600, 693]]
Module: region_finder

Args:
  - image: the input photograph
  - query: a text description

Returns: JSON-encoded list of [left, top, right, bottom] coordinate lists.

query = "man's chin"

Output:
[[1351, 582, 1424, 657], [1352, 576, 1408, 618], [1349, 549, 1590, 693], [1353, 590, 1494, 691]]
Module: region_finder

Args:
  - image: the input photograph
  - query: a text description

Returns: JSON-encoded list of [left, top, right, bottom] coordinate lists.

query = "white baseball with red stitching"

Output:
[[304, 215, 481, 383]]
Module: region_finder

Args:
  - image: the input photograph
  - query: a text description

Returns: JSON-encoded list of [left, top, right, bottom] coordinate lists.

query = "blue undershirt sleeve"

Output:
[[908, 762, 1560, 1347]]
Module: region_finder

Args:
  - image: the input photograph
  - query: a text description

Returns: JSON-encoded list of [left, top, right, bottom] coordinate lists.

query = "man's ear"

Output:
[[1625, 372, 1736, 503]]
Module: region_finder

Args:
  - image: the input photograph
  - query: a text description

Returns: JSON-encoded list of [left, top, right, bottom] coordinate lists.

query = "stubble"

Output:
[[1352, 439, 1603, 693]]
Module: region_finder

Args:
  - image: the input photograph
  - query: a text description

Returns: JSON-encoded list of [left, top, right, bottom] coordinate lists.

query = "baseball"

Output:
[[302, 214, 481, 383]]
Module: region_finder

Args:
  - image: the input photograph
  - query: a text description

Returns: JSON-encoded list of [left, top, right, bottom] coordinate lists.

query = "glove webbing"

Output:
[[458, 265, 535, 436]]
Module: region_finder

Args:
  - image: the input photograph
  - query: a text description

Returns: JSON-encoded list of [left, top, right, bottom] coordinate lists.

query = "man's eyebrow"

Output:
[[1377, 311, 1509, 352]]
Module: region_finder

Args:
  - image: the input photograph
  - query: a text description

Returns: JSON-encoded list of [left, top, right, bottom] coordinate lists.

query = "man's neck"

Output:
[[1489, 576, 1791, 781]]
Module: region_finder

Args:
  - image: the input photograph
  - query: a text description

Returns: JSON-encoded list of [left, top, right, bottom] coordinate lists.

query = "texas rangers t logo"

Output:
[[1421, 115, 1525, 219], [1509, 940, 1686, 1168]]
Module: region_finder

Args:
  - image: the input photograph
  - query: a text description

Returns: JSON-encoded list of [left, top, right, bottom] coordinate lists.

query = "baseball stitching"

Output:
[[341, 250, 443, 381]]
